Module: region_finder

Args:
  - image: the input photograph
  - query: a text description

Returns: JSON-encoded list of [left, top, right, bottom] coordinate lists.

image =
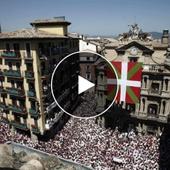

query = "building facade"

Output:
[[97, 24, 170, 135], [0, 17, 79, 138]]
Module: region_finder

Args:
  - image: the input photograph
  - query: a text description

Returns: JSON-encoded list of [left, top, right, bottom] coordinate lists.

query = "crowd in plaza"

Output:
[[0, 118, 159, 170]]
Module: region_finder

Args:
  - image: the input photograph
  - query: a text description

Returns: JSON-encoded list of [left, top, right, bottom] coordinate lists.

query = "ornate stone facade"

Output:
[[97, 24, 170, 135]]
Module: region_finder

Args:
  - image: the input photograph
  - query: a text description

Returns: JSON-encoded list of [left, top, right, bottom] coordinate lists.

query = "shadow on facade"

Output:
[[159, 124, 170, 170], [103, 104, 131, 132]]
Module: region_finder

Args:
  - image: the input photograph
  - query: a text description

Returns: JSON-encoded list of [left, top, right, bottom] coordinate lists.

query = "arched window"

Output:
[[163, 101, 166, 114], [142, 98, 145, 112], [148, 104, 158, 115], [165, 79, 168, 91], [144, 77, 147, 88]]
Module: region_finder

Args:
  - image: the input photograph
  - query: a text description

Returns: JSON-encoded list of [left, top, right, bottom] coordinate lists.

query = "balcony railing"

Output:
[[11, 121, 28, 130], [149, 89, 161, 94], [27, 90, 36, 98], [29, 108, 39, 118], [143, 64, 164, 73], [6, 87, 25, 97], [3, 70, 21, 78], [9, 105, 26, 114], [25, 71, 34, 79], [1, 51, 18, 58]]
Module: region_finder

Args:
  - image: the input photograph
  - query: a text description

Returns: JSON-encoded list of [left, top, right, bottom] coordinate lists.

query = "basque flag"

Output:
[[107, 62, 142, 104]]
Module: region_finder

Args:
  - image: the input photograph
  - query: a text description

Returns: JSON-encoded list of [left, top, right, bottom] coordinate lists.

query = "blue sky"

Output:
[[0, 0, 170, 36]]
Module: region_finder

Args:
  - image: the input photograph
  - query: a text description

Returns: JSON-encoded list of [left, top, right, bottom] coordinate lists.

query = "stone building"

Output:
[[0, 17, 79, 138], [97, 24, 170, 135]]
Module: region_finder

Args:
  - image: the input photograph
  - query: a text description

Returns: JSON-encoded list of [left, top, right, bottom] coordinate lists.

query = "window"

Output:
[[19, 100, 25, 108], [16, 62, 20, 70], [163, 101, 166, 114], [148, 104, 158, 115], [144, 77, 147, 88], [142, 98, 145, 112], [165, 79, 168, 91], [26, 43, 31, 57], [86, 57, 90, 61], [86, 73, 91, 80], [151, 83, 159, 93], [12, 99, 17, 106], [8, 62, 12, 69], [31, 101, 36, 109], [11, 80, 15, 88], [129, 57, 138, 62], [14, 115, 20, 123], [6, 43, 10, 51], [13, 43, 20, 52]]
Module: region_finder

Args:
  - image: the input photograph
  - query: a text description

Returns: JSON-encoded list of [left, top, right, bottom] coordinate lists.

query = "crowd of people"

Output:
[[0, 118, 159, 170]]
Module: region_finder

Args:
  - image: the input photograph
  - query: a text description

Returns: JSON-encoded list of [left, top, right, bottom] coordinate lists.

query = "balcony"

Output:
[[9, 105, 26, 114], [143, 64, 165, 74], [29, 108, 39, 118], [27, 90, 36, 98], [3, 70, 21, 78], [6, 87, 25, 97], [1, 51, 21, 60], [11, 121, 28, 131], [25, 71, 34, 79]]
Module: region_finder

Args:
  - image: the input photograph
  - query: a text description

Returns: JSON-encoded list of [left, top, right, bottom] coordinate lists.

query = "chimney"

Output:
[[162, 29, 169, 44]]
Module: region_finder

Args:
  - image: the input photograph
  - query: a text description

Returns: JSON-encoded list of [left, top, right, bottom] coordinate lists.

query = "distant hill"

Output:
[[149, 32, 162, 39]]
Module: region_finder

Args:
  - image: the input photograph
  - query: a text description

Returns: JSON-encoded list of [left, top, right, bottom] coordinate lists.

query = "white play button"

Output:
[[78, 75, 95, 95]]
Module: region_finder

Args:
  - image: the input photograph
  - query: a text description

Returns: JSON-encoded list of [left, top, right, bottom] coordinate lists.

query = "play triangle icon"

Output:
[[78, 75, 95, 95]]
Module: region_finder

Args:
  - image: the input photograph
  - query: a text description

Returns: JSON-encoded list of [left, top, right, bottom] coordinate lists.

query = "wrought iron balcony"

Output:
[[11, 121, 28, 130], [25, 71, 34, 79], [143, 64, 165, 73], [27, 90, 36, 98], [1, 51, 21, 59], [9, 105, 26, 114], [6, 87, 25, 97], [29, 108, 39, 118], [3, 70, 21, 78]]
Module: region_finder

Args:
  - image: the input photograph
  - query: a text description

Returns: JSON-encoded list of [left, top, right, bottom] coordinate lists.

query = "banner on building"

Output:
[[107, 61, 142, 104]]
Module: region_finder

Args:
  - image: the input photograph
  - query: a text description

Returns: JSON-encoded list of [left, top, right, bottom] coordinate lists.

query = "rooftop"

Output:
[[0, 28, 71, 39], [30, 17, 71, 26]]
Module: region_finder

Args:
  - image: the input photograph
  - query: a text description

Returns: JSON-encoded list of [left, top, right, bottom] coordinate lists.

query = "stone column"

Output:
[[135, 103, 139, 113], [159, 100, 163, 115], [139, 98, 143, 112]]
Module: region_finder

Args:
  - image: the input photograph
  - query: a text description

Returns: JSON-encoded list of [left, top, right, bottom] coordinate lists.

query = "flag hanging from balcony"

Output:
[[107, 61, 142, 104]]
